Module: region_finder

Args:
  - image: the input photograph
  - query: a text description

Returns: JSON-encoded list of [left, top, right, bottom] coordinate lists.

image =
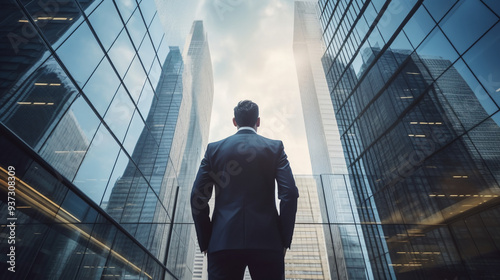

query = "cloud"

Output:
[[194, 0, 312, 174]]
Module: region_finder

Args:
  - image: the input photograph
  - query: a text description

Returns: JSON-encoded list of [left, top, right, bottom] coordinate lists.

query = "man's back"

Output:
[[191, 100, 298, 279], [200, 130, 294, 252], [195, 130, 297, 252]]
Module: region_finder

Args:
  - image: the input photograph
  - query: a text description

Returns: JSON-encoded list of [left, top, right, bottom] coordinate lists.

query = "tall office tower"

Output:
[[319, 0, 500, 279], [0, 1, 213, 279], [293, 2, 372, 279], [166, 20, 214, 279], [286, 176, 331, 279]]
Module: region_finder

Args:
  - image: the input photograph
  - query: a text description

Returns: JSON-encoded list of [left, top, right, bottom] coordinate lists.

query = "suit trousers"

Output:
[[207, 249, 285, 280]]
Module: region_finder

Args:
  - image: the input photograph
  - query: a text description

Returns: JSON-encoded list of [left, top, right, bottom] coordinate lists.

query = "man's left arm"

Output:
[[191, 148, 214, 252], [275, 141, 299, 249]]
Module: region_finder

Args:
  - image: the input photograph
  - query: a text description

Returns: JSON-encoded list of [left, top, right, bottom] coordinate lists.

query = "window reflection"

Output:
[[148, 15, 164, 51], [100, 150, 131, 210], [148, 60, 162, 94], [462, 23, 500, 103], [423, 0, 457, 23], [416, 28, 458, 80], [126, 8, 147, 48], [124, 55, 147, 103], [377, 0, 416, 42], [73, 124, 120, 204], [107, 29, 135, 78], [433, 61, 490, 131], [26, 226, 88, 279], [0, 56, 78, 149], [24, 0, 83, 48], [137, 82, 156, 118], [115, 0, 137, 22], [157, 36, 170, 67], [0, 5, 51, 99], [466, 113, 500, 186], [88, 0, 123, 51], [123, 110, 147, 154], [138, 36, 156, 72], [453, 59, 498, 115], [439, 0, 497, 54], [103, 86, 135, 142], [403, 5, 435, 48], [82, 57, 121, 116], [39, 103, 94, 180], [140, 1, 156, 26], [56, 21, 104, 87], [482, 0, 500, 16]]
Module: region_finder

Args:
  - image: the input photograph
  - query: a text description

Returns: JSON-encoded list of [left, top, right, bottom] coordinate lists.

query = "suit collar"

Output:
[[237, 127, 257, 134], [236, 128, 257, 135]]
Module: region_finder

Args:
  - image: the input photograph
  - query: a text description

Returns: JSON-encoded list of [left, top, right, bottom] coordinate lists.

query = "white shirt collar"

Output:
[[238, 126, 257, 133]]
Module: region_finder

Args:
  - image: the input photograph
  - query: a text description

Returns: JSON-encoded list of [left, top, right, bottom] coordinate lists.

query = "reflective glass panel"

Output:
[[0, 4, 50, 97], [482, 0, 500, 17], [403, 5, 435, 48], [88, 0, 123, 51], [466, 112, 500, 186], [423, 0, 457, 23], [56, 21, 104, 86], [140, 0, 156, 26], [26, 225, 88, 279], [39, 96, 99, 180], [115, 0, 137, 22], [439, 0, 497, 54], [453, 59, 498, 114], [157, 36, 170, 66], [462, 23, 500, 103], [73, 124, 120, 204], [107, 29, 135, 78], [104, 86, 135, 142], [25, 0, 83, 48], [378, 0, 417, 42], [124, 55, 147, 103], [416, 28, 458, 80], [148, 14, 164, 51], [123, 110, 146, 154], [137, 81, 155, 118], [126, 8, 147, 48], [100, 149, 132, 210], [0, 56, 78, 148], [82, 57, 120, 116], [138, 36, 155, 72], [58, 190, 98, 232], [148, 59, 162, 92], [433, 61, 491, 131]]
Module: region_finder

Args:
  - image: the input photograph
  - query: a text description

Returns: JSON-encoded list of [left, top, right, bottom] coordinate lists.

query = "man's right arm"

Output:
[[191, 148, 214, 252]]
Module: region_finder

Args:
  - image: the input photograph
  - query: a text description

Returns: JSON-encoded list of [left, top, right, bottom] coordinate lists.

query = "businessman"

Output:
[[191, 100, 299, 279]]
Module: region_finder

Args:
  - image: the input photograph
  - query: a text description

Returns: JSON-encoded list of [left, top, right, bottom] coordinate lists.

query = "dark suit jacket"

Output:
[[191, 129, 299, 253]]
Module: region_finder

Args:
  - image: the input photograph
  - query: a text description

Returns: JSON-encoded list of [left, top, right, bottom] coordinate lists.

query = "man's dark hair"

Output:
[[234, 100, 259, 127]]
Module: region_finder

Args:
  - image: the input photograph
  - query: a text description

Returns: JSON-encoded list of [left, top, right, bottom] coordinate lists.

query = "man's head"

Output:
[[233, 100, 260, 129]]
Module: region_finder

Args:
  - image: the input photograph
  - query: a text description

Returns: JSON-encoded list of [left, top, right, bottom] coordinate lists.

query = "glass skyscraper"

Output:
[[318, 0, 500, 279], [0, 1, 213, 279], [294, 2, 372, 279]]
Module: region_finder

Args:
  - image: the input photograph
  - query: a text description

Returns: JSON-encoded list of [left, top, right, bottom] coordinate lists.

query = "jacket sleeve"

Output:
[[191, 147, 214, 252], [276, 141, 299, 249]]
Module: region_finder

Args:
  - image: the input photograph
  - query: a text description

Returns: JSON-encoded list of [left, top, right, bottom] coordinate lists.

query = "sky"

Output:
[[194, 0, 315, 174], [156, 0, 315, 174]]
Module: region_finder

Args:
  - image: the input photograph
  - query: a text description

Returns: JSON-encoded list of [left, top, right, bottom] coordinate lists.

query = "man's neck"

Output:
[[238, 126, 257, 133]]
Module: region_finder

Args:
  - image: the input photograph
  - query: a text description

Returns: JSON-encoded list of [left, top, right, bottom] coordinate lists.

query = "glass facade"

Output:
[[294, 2, 372, 279], [319, 0, 500, 279], [0, 1, 213, 279]]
